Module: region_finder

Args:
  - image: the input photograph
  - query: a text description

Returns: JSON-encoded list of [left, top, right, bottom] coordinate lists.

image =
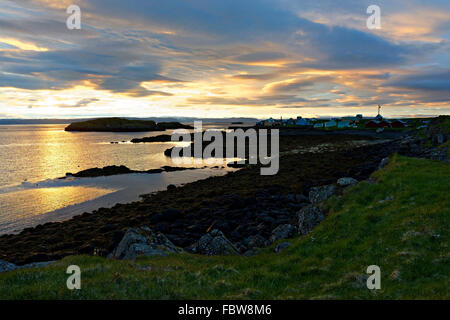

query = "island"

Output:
[[64, 118, 193, 132]]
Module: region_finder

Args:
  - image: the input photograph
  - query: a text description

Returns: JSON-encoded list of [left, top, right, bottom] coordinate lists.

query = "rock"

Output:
[[0, 259, 17, 273], [274, 242, 291, 253], [297, 205, 326, 236], [167, 184, 176, 191], [243, 235, 266, 249], [19, 261, 55, 269], [269, 224, 297, 244], [193, 229, 239, 255], [337, 177, 358, 187], [112, 226, 182, 260], [295, 194, 309, 203], [378, 157, 389, 169], [435, 133, 444, 145], [308, 184, 336, 204]]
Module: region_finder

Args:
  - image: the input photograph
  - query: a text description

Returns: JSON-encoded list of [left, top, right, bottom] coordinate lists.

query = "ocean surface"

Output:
[[0, 123, 240, 234]]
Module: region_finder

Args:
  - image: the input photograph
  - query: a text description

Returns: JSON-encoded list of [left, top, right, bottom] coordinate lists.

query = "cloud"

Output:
[[0, 0, 448, 118], [58, 98, 99, 108], [264, 76, 335, 93], [386, 69, 450, 91]]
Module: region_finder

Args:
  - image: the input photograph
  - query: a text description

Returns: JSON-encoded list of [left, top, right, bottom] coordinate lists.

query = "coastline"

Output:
[[0, 133, 405, 264], [0, 168, 232, 236]]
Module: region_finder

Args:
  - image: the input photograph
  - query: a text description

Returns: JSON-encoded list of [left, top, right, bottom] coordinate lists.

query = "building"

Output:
[[324, 120, 337, 128], [286, 118, 296, 125], [314, 123, 324, 128], [337, 120, 351, 128], [296, 117, 310, 126], [365, 120, 379, 128], [391, 120, 406, 128], [365, 120, 392, 128]]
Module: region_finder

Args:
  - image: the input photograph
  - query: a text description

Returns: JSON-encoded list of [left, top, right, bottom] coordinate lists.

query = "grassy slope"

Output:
[[1, 154, 448, 299]]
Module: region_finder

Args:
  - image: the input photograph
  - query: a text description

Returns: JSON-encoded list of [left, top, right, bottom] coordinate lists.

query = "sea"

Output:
[[0, 123, 243, 235]]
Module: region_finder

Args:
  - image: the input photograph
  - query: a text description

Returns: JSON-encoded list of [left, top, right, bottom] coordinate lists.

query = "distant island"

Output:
[[64, 117, 193, 132]]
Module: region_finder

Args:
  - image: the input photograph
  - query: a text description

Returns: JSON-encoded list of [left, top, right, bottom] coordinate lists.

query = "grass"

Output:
[[1, 154, 448, 299]]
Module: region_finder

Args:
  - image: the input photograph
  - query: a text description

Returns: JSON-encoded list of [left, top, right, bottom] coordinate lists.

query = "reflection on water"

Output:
[[0, 186, 115, 220], [0, 124, 189, 188], [0, 123, 244, 234], [0, 186, 115, 233]]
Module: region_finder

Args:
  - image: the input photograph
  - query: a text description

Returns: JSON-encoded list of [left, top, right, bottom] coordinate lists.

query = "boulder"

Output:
[[269, 224, 297, 244], [295, 194, 309, 203], [243, 234, 266, 249], [308, 184, 336, 204], [297, 205, 326, 236], [0, 259, 17, 273], [274, 242, 291, 253], [112, 226, 182, 260], [337, 177, 358, 187], [378, 157, 389, 169], [193, 229, 239, 255]]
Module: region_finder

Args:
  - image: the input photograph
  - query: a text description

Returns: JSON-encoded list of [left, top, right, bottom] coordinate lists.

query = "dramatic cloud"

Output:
[[0, 0, 448, 118]]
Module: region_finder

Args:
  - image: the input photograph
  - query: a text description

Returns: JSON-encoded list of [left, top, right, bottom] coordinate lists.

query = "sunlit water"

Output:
[[0, 123, 240, 234]]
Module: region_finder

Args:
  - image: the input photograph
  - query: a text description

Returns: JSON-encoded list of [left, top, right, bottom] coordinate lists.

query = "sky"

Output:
[[0, 0, 449, 119]]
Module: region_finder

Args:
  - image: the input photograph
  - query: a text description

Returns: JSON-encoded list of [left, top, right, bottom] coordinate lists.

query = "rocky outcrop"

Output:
[[269, 224, 297, 244], [337, 177, 358, 187], [0, 259, 17, 273], [192, 229, 239, 255], [297, 205, 326, 236], [309, 184, 336, 204], [112, 226, 182, 260], [64, 165, 196, 178]]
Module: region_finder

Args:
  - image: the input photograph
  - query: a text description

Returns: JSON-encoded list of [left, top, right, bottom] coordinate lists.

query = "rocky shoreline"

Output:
[[0, 122, 448, 267], [62, 165, 202, 178]]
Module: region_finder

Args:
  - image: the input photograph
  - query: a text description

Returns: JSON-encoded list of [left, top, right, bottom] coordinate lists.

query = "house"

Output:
[[264, 118, 276, 126], [391, 120, 406, 128], [375, 114, 383, 121], [314, 122, 324, 128], [365, 120, 391, 128], [286, 118, 296, 125], [324, 120, 337, 128], [337, 120, 351, 128], [365, 120, 380, 128], [296, 117, 310, 126], [379, 120, 392, 127]]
